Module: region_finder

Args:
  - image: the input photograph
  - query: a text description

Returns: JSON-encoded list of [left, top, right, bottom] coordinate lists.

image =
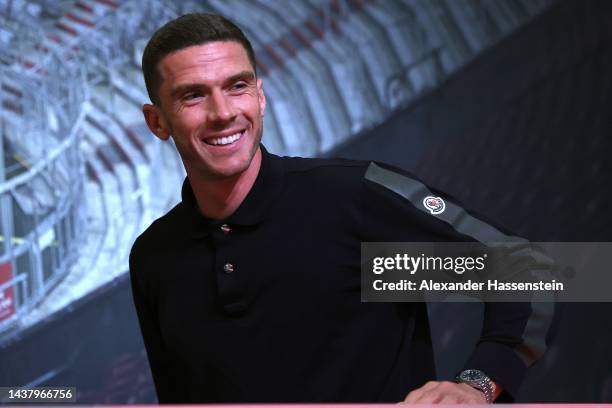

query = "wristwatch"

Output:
[[455, 369, 496, 403]]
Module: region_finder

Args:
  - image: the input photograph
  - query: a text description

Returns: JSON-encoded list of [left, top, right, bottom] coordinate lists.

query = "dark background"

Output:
[[335, 0, 612, 402]]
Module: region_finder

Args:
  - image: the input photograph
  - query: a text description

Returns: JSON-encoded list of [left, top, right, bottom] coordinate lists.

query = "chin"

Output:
[[205, 159, 252, 180], [187, 136, 261, 180]]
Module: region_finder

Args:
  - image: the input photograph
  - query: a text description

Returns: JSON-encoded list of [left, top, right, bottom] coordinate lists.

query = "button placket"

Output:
[[219, 225, 234, 273], [214, 223, 248, 315]]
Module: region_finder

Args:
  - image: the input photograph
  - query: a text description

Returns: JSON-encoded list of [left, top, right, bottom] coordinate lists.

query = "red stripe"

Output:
[[123, 126, 149, 162], [96, 147, 114, 173], [46, 33, 63, 44], [330, 19, 340, 34], [2, 101, 22, 115], [75, 1, 94, 13], [330, 0, 342, 14], [256, 60, 270, 76], [2, 84, 23, 98], [66, 12, 95, 27], [93, 0, 119, 8], [109, 135, 135, 170], [305, 19, 324, 39], [264, 45, 284, 66], [292, 27, 310, 46], [85, 161, 102, 185], [279, 37, 296, 57], [55, 22, 78, 36]]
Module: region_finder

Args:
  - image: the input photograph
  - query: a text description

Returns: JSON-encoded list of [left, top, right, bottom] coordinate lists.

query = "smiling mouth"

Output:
[[204, 130, 244, 146]]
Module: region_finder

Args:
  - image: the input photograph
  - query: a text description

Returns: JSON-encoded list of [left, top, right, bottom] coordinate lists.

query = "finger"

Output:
[[403, 389, 424, 404], [438, 394, 463, 404], [404, 387, 432, 404], [422, 381, 439, 390], [443, 391, 482, 404], [403, 381, 441, 403], [413, 390, 443, 404]]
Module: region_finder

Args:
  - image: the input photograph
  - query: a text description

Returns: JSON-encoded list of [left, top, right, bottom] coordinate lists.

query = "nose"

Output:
[[207, 89, 236, 124]]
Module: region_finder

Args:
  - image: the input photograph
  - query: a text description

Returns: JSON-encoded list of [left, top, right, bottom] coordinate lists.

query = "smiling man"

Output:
[[130, 13, 551, 404], [142, 36, 265, 220]]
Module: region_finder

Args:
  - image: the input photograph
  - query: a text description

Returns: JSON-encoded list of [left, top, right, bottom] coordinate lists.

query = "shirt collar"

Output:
[[180, 145, 284, 238]]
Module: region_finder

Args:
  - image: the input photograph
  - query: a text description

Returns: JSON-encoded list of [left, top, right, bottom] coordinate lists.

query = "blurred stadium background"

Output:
[[0, 0, 610, 403]]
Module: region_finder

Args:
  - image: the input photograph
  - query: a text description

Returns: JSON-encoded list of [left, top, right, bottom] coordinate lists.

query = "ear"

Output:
[[256, 78, 266, 117], [143, 103, 171, 140]]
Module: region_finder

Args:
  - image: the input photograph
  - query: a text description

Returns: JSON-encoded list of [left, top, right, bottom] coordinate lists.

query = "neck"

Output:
[[188, 148, 262, 220]]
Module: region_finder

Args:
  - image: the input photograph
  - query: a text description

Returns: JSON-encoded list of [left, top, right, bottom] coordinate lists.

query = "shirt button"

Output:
[[220, 224, 231, 234], [223, 263, 234, 273]]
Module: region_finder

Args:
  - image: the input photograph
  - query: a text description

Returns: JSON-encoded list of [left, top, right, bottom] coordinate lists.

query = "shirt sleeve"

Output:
[[129, 245, 175, 403], [358, 161, 555, 401]]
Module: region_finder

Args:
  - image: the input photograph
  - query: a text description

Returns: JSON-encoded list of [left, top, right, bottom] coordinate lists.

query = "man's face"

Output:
[[144, 41, 266, 180]]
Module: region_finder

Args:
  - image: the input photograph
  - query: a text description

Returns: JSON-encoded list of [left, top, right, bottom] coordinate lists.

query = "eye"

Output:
[[184, 92, 202, 100], [230, 82, 247, 91]]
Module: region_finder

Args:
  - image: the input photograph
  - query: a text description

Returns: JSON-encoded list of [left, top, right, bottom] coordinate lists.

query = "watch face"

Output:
[[461, 369, 484, 382]]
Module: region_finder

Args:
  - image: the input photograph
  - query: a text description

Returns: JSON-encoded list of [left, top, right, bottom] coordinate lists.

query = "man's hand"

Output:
[[401, 381, 488, 404]]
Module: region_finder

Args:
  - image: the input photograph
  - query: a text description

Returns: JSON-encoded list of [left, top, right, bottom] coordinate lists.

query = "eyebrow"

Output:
[[226, 71, 256, 84], [170, 71, 256, 98]]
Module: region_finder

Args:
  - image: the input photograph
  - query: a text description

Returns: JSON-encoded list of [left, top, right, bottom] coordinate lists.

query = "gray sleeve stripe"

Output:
[[365, 162, 431, 203], [515, 302, 553, 365], [365, 162, 526, 243], [364, 162, 552, 366]]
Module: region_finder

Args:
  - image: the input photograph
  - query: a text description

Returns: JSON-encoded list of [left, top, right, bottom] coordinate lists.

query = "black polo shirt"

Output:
[[129, 146, 548, 403]]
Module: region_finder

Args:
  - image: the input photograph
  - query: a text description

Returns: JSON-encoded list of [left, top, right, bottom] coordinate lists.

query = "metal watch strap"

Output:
[[455, 369, 495, 403]]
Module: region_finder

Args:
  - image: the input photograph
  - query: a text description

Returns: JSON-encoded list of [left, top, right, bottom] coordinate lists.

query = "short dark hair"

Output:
[[142, 13, 257, 105]]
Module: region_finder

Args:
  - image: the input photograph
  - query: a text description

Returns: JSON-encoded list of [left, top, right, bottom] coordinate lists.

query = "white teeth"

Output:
[[207, 132, 243, 145]]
